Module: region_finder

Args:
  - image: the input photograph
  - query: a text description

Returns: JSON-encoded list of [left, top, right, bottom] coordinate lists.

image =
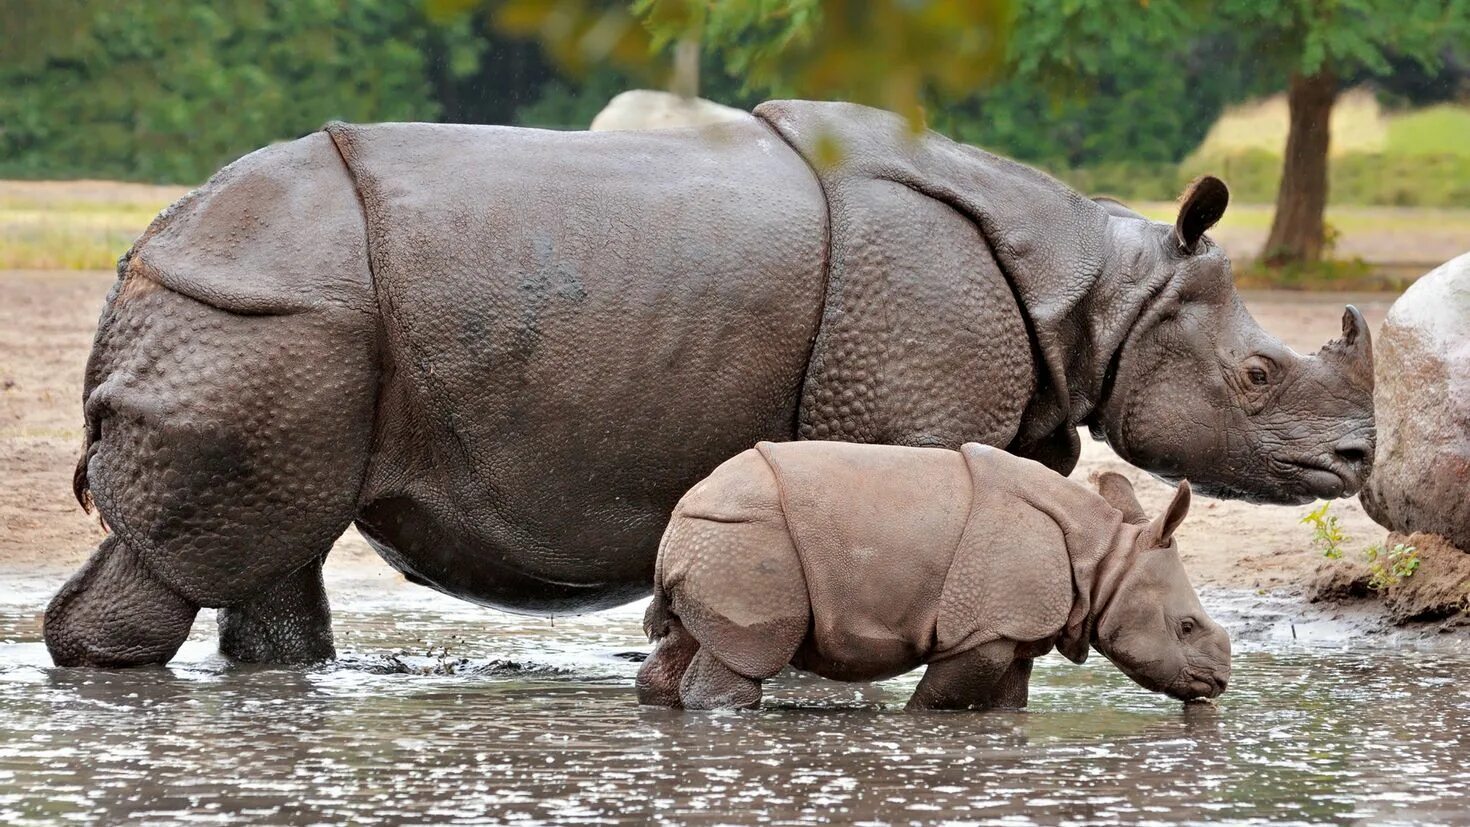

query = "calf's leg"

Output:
[[907, 640, 1017, 711], [679, 650, 762, 710], [636, 620, 700, 707], [992, 657, 1034, 709]]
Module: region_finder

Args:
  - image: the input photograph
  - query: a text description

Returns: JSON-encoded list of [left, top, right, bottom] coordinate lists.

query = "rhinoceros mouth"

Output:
[[1283, 458, 1361, 500]]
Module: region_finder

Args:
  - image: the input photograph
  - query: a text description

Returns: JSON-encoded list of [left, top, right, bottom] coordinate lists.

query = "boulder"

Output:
[[589, 89, 748, 132], [1361, 253, 1470, 552]]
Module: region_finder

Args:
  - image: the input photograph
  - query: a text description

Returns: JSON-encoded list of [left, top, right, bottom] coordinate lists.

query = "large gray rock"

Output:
[[1362, 253, 1470, 551]]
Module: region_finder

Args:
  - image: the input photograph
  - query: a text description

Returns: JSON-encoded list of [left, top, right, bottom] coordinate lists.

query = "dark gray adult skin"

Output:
[[45, 101, 1374, 667]]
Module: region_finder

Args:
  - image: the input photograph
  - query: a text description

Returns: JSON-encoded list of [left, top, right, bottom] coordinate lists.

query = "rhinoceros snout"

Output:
[[1333, 435, 1373, 481]]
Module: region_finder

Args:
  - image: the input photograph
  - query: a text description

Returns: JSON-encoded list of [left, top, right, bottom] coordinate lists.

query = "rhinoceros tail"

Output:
[[72, 432, 93, 514], [643, 583, 674, 642]]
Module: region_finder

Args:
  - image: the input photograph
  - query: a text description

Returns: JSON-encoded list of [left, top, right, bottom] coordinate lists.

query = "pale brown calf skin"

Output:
[[638, 441, 1231, 711]]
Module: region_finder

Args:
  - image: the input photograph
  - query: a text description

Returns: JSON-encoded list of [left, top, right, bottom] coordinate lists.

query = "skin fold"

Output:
[[636, 442, 1231, 710], [46, 101, 1364, 667]]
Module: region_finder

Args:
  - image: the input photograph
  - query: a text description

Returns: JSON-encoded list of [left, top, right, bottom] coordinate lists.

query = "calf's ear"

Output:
[[1147, 480, 1191, 547], [1093, 471, 1148, 523], [1175, 176, 1229, 253]]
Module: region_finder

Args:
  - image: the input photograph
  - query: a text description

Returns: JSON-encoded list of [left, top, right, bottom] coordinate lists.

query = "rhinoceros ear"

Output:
[[1147, 480, 1192, 547], [1174, 176, 1229, 253], [1092, 471, 1148, 524]]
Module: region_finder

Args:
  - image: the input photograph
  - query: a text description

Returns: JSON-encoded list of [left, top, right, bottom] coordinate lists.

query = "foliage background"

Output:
[[1, 0, 1467, 205]]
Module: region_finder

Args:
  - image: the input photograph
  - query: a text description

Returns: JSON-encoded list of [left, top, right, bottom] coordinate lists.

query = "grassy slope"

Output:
[[3, 176, 1466, 282], [0, 181, 187, 270]]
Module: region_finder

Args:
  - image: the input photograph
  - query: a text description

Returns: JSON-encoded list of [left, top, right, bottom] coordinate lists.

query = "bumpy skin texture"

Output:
[[217, 556, 335, 664], [46, 133, 377, 666], [1361, 253, 1470, 552], [639, 442, 1231, 710], [50, 100, 1368, 666]]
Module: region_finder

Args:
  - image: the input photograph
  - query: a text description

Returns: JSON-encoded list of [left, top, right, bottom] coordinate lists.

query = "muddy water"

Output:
[[1, 570, 1467, 826]]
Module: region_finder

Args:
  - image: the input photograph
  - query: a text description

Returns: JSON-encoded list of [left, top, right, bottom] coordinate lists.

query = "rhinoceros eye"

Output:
[[1180, 617, 1197, 636], [1246, 367, 1269, 386]]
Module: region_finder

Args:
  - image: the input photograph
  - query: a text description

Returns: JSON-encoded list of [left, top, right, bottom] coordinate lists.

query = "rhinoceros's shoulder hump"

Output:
[[123, 130, 374, 317]]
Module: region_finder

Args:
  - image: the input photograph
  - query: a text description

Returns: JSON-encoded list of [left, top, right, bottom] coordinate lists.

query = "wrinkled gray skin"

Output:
[[45, 101, 1372, 667], [1088, 193, 1375, 503]]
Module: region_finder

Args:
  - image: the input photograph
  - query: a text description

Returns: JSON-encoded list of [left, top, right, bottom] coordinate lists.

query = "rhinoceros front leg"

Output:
[[218, 555, 334, 664], [992, 657, 1033, 709], [906, 640, 1018, 711]]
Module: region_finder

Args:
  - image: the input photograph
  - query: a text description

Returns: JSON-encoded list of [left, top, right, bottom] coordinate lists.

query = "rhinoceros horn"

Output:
[[1318, 305, 1375, 389]]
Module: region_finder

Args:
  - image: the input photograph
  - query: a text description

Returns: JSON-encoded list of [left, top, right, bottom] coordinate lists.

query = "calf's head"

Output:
[[1089, 474, 1231, 702], [1092, 179, 1375, 505]]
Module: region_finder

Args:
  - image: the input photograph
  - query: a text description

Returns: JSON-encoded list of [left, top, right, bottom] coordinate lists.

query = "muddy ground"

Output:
[[0, 268, 1403, 599]]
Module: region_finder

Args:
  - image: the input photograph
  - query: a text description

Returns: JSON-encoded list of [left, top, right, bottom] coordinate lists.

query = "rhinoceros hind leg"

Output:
[[218, 555, 334, 664], [679, 649, 762, 710], [636, 620, 700, 707], [44, 535, 199, 667]]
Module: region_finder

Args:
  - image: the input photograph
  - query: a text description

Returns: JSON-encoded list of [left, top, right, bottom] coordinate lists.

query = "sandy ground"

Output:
[[0, 269, 1395, 597]]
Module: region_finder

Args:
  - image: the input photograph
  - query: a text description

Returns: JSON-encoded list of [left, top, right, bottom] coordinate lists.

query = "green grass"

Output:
[[1386, 106, 1470, 157], [1148, 93, 1470, 209], [0, 181, 185, 270]]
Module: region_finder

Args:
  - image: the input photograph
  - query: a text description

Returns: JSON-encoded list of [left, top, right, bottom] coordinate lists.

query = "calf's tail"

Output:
[[642, 583, 674, 642]]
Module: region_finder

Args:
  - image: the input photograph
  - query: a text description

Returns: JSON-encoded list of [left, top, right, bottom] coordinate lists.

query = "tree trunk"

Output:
[[1263, 70, 1338, 266]]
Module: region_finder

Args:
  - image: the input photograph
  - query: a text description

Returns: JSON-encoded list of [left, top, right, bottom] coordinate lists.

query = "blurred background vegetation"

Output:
[[1, 0, 1467, 277]]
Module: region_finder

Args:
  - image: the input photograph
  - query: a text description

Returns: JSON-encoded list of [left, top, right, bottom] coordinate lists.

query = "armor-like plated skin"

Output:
[[637, 442, 1231, 710], [47, 101, 1372, 667]]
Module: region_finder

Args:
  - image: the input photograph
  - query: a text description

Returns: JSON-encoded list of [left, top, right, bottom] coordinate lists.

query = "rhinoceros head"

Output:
[[1091, 476, 1231, 702], [1091, 178, 1375, 505]]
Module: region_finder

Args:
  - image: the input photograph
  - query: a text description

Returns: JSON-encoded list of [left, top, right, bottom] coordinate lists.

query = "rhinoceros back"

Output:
[[756, 440, 973, 680], [326, 118, 828, 611]]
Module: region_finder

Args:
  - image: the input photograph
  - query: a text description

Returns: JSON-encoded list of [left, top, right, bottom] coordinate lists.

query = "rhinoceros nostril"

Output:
[[1334, 438, 1372, 470]]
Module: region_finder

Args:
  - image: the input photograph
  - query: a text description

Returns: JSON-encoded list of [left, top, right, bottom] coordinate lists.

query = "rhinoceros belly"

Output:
[[335, 119, 828, 613]]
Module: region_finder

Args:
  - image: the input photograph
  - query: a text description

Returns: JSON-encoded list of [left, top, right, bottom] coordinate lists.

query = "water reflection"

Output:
[[0, 585, 1466, 825]]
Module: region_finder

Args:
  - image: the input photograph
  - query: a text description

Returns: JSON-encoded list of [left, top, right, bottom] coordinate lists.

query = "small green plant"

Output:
[[1365, 543, 1421, 591], [1302, 502, 1348, 559]]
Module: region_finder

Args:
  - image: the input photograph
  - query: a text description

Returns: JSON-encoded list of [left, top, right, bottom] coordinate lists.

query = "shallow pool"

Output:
[[1, 569, 1466, 825]]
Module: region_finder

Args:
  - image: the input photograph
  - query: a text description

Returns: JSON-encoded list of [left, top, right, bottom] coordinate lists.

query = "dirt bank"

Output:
[[0, 270, 1414, 611]]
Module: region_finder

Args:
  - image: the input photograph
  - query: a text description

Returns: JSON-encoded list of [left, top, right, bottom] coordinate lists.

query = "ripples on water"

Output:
[[0, 572, 1466, 825]]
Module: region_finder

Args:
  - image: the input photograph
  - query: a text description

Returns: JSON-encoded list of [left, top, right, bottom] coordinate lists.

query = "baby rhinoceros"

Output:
[[637, 441, 1230, 711]]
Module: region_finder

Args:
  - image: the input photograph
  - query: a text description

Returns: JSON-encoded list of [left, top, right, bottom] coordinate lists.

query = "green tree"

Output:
[[0, 0, 481, 182], [931, 0, 1252, 169], [445, 0, 1016, 129], [1214, 0, 1470, 265]]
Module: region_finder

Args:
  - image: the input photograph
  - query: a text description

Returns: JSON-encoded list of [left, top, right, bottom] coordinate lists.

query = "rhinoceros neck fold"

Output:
[[1090, 521, 1144, 626], [754, 100, 1149, 473], [955, 444, 1126, 657]]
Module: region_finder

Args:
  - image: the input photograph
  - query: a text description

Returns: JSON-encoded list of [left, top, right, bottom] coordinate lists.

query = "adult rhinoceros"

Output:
[[46, 101, 1374, 667]]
